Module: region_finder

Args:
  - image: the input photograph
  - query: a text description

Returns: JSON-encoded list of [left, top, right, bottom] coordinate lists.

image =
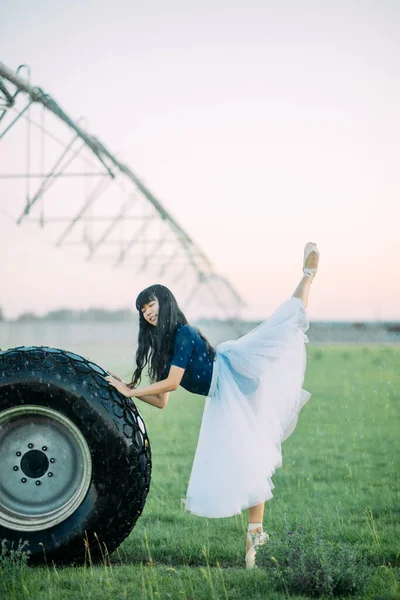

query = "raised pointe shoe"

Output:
[[303, 242, 320, 281], [245, 529, 270, 569]]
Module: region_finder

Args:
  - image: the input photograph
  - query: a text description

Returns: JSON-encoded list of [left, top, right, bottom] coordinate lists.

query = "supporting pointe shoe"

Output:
[[245, 529, 270, 569], [303, 242, 320, 281]]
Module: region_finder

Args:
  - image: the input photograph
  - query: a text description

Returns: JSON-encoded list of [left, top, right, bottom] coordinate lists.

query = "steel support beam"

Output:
[[56, 177, 114, 246], [86, 197, 138, 259], [16, 136, 84, 223]]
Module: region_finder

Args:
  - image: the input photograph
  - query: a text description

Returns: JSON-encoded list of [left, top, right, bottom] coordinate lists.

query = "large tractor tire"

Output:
[[0, 346, 151, 564]]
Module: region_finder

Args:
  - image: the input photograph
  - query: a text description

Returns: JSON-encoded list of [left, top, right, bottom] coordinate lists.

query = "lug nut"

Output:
[[16, 451, 22, 457], [21, 478, 27, 483], [35, 480, 41, 486], [42, 446, 48, 451], [13, 466, 19, 471], [50, 458, 55, 463], [48, 472, 53, 477], [28, 443, 34, 449]]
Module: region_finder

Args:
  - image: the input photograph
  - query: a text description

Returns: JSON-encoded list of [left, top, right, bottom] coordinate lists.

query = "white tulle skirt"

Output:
[[183, 296, 311, 518]]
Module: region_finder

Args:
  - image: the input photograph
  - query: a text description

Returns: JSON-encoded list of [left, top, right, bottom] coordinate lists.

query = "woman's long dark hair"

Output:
[[131, 284, 215, 387]]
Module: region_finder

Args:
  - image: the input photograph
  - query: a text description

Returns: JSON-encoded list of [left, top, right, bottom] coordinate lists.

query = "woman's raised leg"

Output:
[[245, 243, 320, 568], [292, 274, 313, 309], [292, 244, 319, 309]]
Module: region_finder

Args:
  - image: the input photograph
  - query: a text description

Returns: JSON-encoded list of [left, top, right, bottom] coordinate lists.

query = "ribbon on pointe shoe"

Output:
[[245, 524, 270, 569]]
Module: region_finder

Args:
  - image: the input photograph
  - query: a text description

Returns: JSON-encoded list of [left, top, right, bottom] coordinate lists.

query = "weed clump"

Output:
[[0, 538, 30, 567], [256, 517, 371, 597], [0, 539, 30, 595]]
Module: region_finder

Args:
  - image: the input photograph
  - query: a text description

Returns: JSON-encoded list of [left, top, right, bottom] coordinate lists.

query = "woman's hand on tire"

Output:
[[105, 375, 133, 397]]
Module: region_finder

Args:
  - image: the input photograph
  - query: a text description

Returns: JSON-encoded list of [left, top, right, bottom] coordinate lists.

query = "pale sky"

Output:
[[1, 0, 399, 321]]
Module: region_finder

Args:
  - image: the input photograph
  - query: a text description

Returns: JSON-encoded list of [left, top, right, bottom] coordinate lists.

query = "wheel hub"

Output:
[[0, 405, 92, 532], [20, 450, 50, 479]]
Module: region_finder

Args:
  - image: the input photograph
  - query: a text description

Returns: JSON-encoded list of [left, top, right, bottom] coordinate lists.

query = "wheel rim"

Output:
[[0, 405, 92, 532]]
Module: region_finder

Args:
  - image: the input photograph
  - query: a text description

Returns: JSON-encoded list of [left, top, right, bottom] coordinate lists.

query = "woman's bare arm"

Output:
[[105, 366, 184, 398], [134, 392, 170, 409], [131, 366, 185, 397]]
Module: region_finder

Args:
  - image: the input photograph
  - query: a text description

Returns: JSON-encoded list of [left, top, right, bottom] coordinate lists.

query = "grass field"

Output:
[[1, 345, 399, 599]]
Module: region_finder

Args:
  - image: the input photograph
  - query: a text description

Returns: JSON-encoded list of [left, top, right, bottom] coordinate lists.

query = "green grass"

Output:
[[1, 345, 399, 599]]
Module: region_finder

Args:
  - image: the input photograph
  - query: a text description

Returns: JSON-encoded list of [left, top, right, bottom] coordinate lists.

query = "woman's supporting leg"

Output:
[[246, 502, 269, 568], [246, 502, 265, 553], [248, 502, 265, 527]]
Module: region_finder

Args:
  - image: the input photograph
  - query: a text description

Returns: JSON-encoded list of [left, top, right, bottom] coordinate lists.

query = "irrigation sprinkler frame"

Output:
[[0, 61, 245, 317]]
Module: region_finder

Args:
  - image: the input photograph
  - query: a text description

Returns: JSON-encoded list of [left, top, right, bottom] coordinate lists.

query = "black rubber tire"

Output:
[[0, 346, 151, 564]]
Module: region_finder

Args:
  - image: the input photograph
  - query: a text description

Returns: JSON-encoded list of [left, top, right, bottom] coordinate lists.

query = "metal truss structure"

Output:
[[0, 62, 244, 318]]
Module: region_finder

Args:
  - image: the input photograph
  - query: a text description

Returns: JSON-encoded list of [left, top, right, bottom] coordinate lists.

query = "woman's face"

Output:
[[141, 297, 159, 326]]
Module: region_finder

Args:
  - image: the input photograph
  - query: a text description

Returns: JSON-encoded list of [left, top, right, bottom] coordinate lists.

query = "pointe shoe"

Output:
[[303, 242, 320, 281], [245, 530, 269, 569]]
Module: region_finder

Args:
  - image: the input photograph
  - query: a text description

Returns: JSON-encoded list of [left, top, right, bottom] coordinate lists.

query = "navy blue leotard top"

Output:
[[165, 324, 215, 396]]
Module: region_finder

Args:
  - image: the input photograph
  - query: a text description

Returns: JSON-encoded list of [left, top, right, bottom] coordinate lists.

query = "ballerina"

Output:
[[105, 242, 320, 568]]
